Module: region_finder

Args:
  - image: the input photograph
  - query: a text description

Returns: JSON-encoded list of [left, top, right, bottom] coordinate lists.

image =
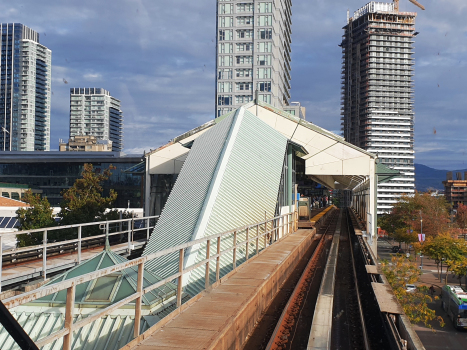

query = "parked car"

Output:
[[406, 284, 417, 293], [391, 246, 400, 253]]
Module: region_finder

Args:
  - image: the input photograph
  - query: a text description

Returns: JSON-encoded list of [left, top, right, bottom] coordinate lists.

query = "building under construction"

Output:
[[341, 1, 421, 214]]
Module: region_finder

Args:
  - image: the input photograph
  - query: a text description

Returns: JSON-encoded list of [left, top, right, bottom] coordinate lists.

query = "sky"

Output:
[[2, 0, 466, 170]]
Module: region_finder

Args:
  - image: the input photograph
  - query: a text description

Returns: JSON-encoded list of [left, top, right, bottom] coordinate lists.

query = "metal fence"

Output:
[[0, 215, 160, 291], [2, 211, 298, 350]]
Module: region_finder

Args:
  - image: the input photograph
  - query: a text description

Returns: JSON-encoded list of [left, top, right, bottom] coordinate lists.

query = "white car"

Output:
[[406, 284, 417, 293]]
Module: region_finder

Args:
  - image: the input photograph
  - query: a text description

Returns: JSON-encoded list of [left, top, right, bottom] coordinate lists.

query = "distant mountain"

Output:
[[415, 164, 467, 192]]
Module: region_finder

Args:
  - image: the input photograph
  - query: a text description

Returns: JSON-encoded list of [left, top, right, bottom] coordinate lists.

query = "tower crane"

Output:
[[393, 0, 425, 12]]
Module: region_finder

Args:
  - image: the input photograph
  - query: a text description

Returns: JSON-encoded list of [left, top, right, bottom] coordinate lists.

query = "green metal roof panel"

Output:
[[376, 163, 401, 184], [185, 109, 288, 295], [142, 113, 236, 278], [0, 312, 150, 350], [34, 248, 176, 308]]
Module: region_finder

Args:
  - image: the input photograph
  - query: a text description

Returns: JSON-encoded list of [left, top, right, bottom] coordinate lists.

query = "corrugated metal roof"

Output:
[[185, 109, 288, 295], [33, 248, 177, 309], [0, 312, 150, 350], [142, 113, 235, 278]]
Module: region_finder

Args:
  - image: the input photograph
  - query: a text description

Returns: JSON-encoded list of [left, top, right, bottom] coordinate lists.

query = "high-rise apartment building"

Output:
[[0, 23, 52, 151], [69, 88, 123, 152], [215, 0, 292, 117], [341, 2, 416, 213]]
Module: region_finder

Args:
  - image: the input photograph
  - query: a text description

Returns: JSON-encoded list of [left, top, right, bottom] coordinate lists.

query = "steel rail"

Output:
[[346, 208, 371, 350], [266, 209, 339, 350]]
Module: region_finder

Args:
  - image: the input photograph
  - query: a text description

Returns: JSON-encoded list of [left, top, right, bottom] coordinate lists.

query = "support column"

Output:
[[368, 158, 377, 255], [287, 143, 293, 211], [144, 155, 151, 216]]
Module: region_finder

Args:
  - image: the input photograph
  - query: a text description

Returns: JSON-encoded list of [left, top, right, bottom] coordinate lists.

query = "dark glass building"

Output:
[[0, 151, 143, 207]]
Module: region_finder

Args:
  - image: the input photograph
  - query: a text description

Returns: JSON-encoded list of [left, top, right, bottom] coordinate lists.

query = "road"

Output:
[[377, 238, 467, 350]]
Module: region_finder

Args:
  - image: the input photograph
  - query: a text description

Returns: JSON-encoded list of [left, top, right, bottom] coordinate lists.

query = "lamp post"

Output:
[[419, 210, 424, 270]]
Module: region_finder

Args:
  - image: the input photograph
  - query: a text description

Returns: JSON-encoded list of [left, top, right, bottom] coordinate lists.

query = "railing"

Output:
[[0, 215, 160, 291], [2, 211, 298, 350]]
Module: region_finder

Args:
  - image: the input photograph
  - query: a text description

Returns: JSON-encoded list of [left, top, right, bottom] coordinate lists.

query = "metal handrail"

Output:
[[0, 215, 160, 291], [2, 211, 299, 350]]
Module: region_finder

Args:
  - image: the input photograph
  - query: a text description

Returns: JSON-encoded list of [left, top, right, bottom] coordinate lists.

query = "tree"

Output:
[[455, 203, 467, 234], [422, 234, 467, 284], [381, 255, 444, 328], [448, 256, 467, 287], [380, 193, 451, 239], [58, 163, 117, 238], [15, 190, 55, 247]]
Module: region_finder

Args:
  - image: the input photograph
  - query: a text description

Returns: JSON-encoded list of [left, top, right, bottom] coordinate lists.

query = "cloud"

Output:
[[1, 0, 465, 170]]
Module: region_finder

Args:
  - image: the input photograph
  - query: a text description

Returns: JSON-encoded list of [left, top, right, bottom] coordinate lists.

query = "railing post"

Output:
[[78, 226, 82, 264], [256, 224, 259, 255], [63, 284, 76, 350], [233, 231, 237, 270], [134, 262, 144, 338], [281, 215, 284, 239], [42, 230, 47, 281], [245, 227, 249, 261], [146, 218, 150, 241], [205, 240, 210, 289], [216, 236, 221, 281], [127, 220, 131, 253], [264, 219, 267, 249], [0, 234, 2, 293], [177, 248, 184, 308]]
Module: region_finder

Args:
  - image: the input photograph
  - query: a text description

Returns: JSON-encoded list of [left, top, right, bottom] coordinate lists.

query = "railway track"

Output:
[[243, 208, 339, 350], [244, 208, 395, 350]]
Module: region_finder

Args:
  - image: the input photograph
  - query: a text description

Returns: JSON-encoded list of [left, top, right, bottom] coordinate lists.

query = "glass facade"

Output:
[[0, 152, 143, 207], [0, 23, 51, 151]]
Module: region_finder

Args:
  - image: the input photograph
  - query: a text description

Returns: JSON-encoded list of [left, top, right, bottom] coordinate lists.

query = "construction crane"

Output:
[[393, 0, 426, 12]]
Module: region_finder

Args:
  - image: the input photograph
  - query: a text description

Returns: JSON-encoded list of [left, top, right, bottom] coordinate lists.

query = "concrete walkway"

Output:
[[124, 229, 317, 350]]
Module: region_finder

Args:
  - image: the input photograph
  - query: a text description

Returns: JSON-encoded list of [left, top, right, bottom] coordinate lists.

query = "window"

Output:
[[218, 82, 232, 92], [219, 43, 233, 53], [260, 94, 271, 104], [258, 15, 272, 26], [236, 55, 253, 64], [219, 16, 233, 27], [237, 16, 253, 25], [218, 107, 232, 117], [219, 30, 233, 41], [257, 81, 271, 92], [257, 42, 272, 52], [257, 67, 271, 78], [257, 55, 271, 65], [236, 43, 252, 52], [237, 3, 254, 12], [219, 3, 233, 14], [237, 29, 253, 39], [236, 82, 252, 91], [258, 2, 272, 13], [218, 95, 232, 105], [218, 69, 233, 79], [218, 55, 233, 66], [236, 68, 253, 77], [236, 95, 253, 104]]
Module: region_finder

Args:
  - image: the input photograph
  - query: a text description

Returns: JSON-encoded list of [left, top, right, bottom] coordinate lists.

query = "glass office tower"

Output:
[[0, 23, 52, 151]]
